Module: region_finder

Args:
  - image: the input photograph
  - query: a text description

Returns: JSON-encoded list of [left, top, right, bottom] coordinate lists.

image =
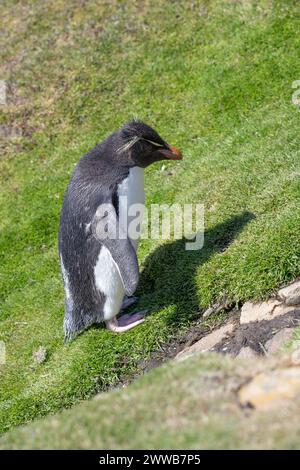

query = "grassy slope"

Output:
[[0, 0, 300, 434], [2, 352, 300, 450]]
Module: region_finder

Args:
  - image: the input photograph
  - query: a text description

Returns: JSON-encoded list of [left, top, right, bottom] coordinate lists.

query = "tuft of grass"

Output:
[[0, 0, 300, 434]]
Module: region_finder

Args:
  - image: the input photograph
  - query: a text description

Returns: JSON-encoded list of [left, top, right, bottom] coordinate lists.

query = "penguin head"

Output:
[[118, 120, 182, 168]]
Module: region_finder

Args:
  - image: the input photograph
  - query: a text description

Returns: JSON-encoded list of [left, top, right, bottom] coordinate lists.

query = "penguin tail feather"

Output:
[[63, 309, 97, 343]]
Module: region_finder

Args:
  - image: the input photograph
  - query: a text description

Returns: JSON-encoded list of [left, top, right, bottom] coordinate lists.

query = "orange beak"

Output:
[[158, 145, 183, 161]]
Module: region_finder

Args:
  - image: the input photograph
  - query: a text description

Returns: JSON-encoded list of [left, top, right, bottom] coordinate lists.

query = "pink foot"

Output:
[[106, 310, 147, 333]]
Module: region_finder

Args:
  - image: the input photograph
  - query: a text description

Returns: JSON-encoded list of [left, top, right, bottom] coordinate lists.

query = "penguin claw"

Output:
[[106, 310, 148, 333], [121, 295, 138, 311]]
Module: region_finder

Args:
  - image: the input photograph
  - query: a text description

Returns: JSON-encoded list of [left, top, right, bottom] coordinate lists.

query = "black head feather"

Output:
[[120, 119, 166, 148]]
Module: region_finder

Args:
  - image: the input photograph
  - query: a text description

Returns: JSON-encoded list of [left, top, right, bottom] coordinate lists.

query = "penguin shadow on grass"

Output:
[[136, 211, 255, 327]]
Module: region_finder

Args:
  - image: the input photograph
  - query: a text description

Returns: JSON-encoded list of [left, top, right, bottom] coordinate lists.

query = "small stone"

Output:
[[33, 346, 47, 364], [236, 347, 259, 359], [240, 299, 293, 324], [238, 368, 300, 410], [265, 328, 295, 354], [176, 322, 235, 360], [278, 280, 300, 306]]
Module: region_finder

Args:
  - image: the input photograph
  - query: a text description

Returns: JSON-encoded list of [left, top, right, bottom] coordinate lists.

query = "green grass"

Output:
[[0, 0, 300, 435], [2, 352, 300, 450]]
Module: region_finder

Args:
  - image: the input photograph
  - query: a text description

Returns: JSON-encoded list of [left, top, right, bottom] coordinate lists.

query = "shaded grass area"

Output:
[[0, 0, 300, 434], [1, 352, 300, 450]]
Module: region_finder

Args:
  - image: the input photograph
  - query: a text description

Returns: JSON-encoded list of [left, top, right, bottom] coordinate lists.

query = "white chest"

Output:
[[117, 166, 145, 250]]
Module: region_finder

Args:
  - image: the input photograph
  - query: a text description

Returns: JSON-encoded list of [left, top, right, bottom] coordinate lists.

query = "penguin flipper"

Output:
[[103, 237, 139, 296], [91, 208, 139, 296]]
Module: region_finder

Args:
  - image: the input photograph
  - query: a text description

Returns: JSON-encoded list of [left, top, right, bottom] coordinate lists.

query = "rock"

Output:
[[265, 328, 295, 354], [238, 367, 300, 410], [278, 280, 300, 306], [33, 346, 47, 364], [236, 347, 259, 359], [176, 322, 235, 360], [240, 300, 294, 324]]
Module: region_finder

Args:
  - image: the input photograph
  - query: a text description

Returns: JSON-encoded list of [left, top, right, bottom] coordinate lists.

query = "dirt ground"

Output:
[[119, 302, 300, 386]]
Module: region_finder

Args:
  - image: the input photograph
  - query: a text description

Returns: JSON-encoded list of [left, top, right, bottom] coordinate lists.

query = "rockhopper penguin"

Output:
[[59, 120, 182, 341]]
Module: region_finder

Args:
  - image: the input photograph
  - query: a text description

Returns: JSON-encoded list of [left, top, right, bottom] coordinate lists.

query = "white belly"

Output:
[[94, 245, 124, 320], [117, 166, 145, 250]]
